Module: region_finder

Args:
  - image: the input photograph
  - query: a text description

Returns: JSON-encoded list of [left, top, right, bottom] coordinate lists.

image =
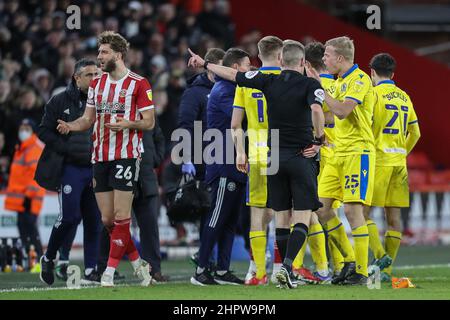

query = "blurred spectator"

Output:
[[0, 131, 9, 190], [8, 87, 44, 149], [54, 57, 76, 90], [32, 68, 53, 102]]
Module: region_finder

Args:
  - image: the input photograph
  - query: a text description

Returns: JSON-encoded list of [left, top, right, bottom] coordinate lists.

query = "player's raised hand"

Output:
[[188, 48, 205, 68], [105, 116, 130, 132], [236, 152, 249, 173], [56, 120, 71, 135]]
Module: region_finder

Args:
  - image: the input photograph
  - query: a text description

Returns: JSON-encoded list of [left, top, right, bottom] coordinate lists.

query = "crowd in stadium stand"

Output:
[[0, 0, 250, 190]]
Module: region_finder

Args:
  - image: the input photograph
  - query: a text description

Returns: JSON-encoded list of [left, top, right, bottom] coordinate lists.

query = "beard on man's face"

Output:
[[102, 58, 117, 73]]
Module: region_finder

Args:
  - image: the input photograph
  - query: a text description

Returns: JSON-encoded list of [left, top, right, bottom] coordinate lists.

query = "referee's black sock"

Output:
[[283, 223, 309, 272], [275, 228, 290, 263]]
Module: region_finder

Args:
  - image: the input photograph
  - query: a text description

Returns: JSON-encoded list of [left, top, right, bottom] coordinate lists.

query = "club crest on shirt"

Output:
[[227, 182, 236, 192], [341, 83, 347, 92], [245, 71, 259, 79], [63, 185, 72, 194], [119, 89, 127, 98]]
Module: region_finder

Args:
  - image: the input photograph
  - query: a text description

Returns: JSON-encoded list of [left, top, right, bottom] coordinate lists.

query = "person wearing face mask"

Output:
[[35, 59, 102, 285], [4, 119, 46, 272]]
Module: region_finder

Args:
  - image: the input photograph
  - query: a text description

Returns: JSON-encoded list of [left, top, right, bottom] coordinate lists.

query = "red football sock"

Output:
[[107, 218, 132, 268], [125, 232, 140, 262]]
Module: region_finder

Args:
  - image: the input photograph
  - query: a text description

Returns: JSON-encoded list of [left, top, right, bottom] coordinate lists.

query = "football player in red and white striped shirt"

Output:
[[57, 31, 155, 287]]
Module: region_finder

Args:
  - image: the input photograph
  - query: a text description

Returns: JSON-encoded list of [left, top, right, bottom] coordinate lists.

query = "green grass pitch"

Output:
[[1, 246, 449, 300]]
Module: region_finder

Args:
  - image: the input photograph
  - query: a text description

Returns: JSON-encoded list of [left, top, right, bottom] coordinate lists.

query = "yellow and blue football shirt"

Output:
[[372, 80, 418, 167], [233, 66, 281, 207]]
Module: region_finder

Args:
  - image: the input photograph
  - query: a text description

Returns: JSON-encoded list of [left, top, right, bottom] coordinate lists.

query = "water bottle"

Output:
[[4, 238, 13, 273], [11, 245, 17, 272], [29, 245, 37, 271]]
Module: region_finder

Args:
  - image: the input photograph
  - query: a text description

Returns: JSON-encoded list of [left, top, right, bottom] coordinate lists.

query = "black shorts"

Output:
[[267, 155, 322, 212], [93, 158, 140, 193]]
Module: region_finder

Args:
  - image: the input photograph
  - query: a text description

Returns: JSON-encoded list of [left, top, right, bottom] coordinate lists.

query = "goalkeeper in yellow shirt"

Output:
[[364, 53, 421, 282]]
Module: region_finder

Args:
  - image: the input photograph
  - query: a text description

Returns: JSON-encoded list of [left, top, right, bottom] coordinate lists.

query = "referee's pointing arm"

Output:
[[188, 48, 238, 82]]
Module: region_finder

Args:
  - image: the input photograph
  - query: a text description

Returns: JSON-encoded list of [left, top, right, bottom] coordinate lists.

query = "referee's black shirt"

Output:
[[236, 69, 324, 158]]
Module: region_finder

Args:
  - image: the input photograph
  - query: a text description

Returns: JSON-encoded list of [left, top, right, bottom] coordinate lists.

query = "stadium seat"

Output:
[[408, 169, 429, 192], [407, 152, 434, 171], [427, 170, 450, 192]]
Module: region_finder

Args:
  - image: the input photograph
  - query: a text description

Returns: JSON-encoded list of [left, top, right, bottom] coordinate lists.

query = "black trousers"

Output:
[[17, 211, 43, 257], [133, 194, 162, 273], [97, 194, 162, 274]]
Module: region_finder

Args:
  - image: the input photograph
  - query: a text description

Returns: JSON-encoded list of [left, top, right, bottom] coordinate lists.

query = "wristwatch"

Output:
[[203, 60, 210, 70], [312, 135, 326, 146]]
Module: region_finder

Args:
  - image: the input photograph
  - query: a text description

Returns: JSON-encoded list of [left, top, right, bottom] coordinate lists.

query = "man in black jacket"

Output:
[[35, 59, 102, 285], [96, 122, 167, 282]]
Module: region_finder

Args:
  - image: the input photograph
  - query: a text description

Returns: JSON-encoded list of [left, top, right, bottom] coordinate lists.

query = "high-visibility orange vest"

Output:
[[5, 134, 46, 215]]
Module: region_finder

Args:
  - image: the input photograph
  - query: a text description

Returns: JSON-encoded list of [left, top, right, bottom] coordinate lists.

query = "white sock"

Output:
[[317, 269, 329, 277], [248, 260, 256, 273], [272, 263, 282, 274], [130, 258, 141, 271], [104, 267, 115, 276]]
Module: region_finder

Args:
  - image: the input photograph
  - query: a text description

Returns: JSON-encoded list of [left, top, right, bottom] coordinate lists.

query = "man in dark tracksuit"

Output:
[[35, 59, 102, 285], [190, 48, 251, 286], [177, 48, 225, 263], [96, 122, 166, 282]]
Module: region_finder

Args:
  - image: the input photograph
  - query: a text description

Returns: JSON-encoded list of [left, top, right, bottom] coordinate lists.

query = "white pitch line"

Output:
[[396, 263, 450, 270], [0, 283, 130, 294]]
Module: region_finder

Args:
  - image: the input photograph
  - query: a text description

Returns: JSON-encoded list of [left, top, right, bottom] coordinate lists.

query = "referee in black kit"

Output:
[[188, 40, 325, 289]]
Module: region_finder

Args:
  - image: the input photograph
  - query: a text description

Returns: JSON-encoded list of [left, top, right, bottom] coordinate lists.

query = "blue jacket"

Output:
[[205, 77, 246, 185], [177, 73, 213, 179]]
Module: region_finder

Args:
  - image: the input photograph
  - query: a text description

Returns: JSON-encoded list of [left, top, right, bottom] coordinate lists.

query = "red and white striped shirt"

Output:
[[86, 69, 154, 163]]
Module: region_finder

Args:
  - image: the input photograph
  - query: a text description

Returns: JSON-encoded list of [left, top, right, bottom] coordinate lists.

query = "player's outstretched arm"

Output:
[[406, 122, 421, 154], [188, 48, 237, 82], [56, 106, 95, 134]]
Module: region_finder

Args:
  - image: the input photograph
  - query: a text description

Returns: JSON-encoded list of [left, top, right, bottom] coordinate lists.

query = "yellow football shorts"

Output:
[[371, 165, 409, 207], [318, 153, 375, 205], [319, 156, 342, 209]]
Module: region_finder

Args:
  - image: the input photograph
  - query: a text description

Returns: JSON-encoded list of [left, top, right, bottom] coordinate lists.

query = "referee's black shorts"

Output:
[[267, 155, 322, 212]]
